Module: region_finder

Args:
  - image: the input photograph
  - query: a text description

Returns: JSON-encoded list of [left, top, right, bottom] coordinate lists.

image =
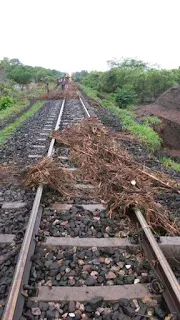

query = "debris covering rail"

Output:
[[1, 93, 180, 319]]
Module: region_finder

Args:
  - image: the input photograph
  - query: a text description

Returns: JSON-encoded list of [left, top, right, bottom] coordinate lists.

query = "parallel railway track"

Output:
[[1, 89, 180, 319]]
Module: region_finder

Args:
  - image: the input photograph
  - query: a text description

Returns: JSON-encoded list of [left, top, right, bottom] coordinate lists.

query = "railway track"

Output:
[[1, 89, 180, 319]]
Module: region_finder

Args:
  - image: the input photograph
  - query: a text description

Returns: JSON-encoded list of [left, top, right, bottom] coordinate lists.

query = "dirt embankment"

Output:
[[136, 86, 180, 157]]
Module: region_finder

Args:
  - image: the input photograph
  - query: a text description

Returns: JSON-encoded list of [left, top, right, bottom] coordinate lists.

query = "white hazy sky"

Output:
[[0, 0, 180, 73]]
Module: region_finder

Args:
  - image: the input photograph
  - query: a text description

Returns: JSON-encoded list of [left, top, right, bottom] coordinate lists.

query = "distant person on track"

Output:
[[61, 78, 66, 91], [56, 79, 61, 88], [45, 82, 49, 94], [65, 76, 69, 91]]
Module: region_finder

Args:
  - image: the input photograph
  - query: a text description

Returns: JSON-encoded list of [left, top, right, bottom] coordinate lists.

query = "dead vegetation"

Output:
[[24, 118, 180, 235], [39, 83, 78, 100], [2, 118, 180, 235], [24, 157, 76, 197]]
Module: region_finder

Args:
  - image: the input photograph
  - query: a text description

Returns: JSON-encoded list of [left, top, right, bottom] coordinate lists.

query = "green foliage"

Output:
[[142, 116, 161, 126], [0, 83, 16, 97], [81, 72, 102, 90], [73, 70, 88, 81], [107, 57, 150, 70], [80, 84, 162, 152], [161, 157, 180, 172], [99, 68, 120, 93], [0, 57, 65, 87], [0, 99, 28, 122], [8, 66, 32, 87], [79, 85, 101, 103], [0, 96, 15, 111], [77, 57, 179, 103], [115, 86, 136, 108], [106, 104, 162, 151], [32, 67, 57, 83], [0, 101, 44, 144]]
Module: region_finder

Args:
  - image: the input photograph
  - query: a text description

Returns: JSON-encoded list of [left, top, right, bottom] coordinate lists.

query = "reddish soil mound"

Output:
[[136, 86, 180, 156], [155, 119, 180, 150], [155, 86, 180, 110]]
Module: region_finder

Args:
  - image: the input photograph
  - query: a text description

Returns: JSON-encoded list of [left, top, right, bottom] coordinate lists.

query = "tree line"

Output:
[[0, 57, 64, 89], [73, 58, 180, 107]]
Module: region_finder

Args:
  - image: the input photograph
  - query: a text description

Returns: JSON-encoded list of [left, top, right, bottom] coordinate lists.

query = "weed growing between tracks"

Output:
[[0, 101, 44, 144], [24, 118, 180, 236]]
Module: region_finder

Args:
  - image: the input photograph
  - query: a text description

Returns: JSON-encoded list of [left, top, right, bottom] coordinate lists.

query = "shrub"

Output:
[[0, 96, 15, 110], [115, 87, 136, 108]]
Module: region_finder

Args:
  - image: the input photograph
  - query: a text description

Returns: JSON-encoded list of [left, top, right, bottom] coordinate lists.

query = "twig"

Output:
[[137, 169, 180, 194]]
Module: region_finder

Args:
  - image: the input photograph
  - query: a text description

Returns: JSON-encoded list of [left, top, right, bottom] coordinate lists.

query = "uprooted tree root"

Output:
[[24, 118, 180, 235]]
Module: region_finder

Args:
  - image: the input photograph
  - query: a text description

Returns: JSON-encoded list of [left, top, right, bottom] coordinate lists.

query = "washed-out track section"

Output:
[[1, 92, 180, 319]]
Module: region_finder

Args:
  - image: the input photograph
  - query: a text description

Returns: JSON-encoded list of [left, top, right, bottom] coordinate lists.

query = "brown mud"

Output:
[[136, 86, 180, 157]]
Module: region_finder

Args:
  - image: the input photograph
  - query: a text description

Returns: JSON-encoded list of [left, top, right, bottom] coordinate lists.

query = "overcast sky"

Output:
[[0, 0, 180, 73]]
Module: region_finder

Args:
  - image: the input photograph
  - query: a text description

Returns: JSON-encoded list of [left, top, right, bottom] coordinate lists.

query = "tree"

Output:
[[107, 57, 150, 71], [34, 69, 51, 82], [8, 66, 32, 89], [9, 58, 22, 66], [146, 69, 177, 99], [99, 68, 120, 93], [115, 86, 136, 108], [73, 70, 89, 81], [82, 72, 102, 89]]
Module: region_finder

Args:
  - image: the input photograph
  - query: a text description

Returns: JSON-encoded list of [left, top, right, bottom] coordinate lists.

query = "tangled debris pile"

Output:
[[24, 157, 75, 197], [39, 91, 64, 100], [39, 83, 78, 101], [25, 118, 180, 235]]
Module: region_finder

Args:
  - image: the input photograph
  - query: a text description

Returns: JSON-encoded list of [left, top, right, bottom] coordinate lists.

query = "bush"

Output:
[[115, 87, 136, 108], [0, 96, 15, 110]]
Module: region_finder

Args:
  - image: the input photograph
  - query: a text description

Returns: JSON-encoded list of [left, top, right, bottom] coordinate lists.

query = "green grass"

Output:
[[0, 99, 29, 122], [79, 85, 102, 103], [107, 106, 162, 151], [161, 157, 180, 172], [142, 115, 161, 126], [0, 101, 45, 144], [80, 85, 162, 152]]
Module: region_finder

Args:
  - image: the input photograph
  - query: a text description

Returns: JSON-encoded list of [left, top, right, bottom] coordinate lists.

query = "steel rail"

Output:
[[135, 208, 180, 318], [2, 99, 65, 320], [79, 96, 91, 117], [47, 99, 65, 156]]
